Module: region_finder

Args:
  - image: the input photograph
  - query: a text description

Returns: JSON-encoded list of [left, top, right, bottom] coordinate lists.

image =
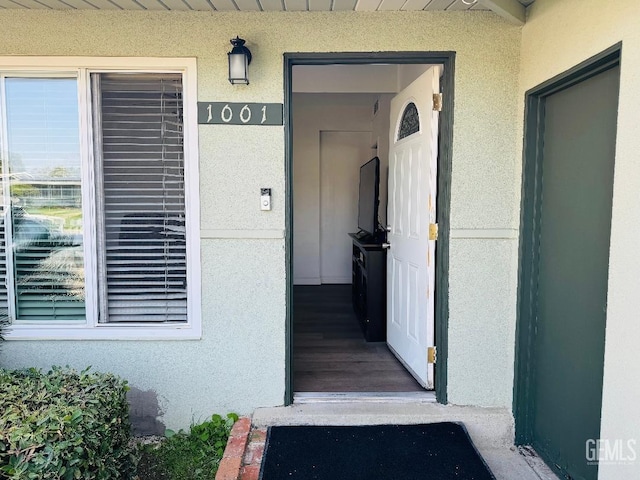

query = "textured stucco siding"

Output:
[[521, 1, 640, 479], [0, 10, 522, 428], [448, 238, 519, 407]]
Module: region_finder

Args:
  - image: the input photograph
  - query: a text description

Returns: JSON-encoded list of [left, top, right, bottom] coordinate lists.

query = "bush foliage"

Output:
[[137, 413, 238, 480], [0, 367, 136, 480]]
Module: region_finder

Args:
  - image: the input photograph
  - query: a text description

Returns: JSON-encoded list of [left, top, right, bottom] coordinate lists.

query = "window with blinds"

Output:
[[3, 77, 85, 321], [93, 73, 187, 323], [0, 66, 194, 330]]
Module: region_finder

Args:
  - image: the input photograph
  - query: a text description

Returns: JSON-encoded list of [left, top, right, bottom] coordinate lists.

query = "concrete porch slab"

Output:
[[252, 402, 559, 480]]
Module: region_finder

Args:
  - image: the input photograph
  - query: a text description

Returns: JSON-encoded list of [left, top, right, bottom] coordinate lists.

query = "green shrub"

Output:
[[137, 413, 238, 480], [0, 366, 136, 480]]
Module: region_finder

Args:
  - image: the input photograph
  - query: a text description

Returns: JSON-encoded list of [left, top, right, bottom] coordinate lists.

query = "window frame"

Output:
[[0, 57, 201, 340]]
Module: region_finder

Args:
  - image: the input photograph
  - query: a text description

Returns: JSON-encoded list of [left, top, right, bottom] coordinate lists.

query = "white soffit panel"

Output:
[[401, 0, 429, 10], [39, 0, 75, 6], [58, 0, 99, 9], [186, 0, 214, 10], [258, 0, 283, 10], [210, 0, 237, 9], [0, 0, 529, 22], [234, 0, 260, 10], [309, 0, 330, 10], [111, 0, 145, 9], [377, 0, 405, 11], [158, 0, 190, 9], [354, 0, 380, 10], [479, 0, 525, 24], [11, 0, 51, 8], [81, 0, 119, 9], [425, 0, 454, 9], [446, 0, 474, 10], [333, 0, 356, 10], [134, 0, 168, 9], [284, 0, 306, 10]]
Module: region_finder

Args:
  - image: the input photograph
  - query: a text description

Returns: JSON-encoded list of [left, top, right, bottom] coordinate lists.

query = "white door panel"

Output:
[[386, 66, 440, 389]]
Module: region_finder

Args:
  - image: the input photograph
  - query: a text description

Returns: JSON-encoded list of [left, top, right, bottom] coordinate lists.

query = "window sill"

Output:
[[4, 324, 202, 341]]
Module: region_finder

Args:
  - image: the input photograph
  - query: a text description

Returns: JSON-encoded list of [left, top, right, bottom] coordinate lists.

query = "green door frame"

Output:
[[283, 52, 456, 405], [513, 43, 622, 444]]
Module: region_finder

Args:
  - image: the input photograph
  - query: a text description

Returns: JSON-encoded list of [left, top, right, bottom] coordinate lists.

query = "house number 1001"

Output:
[[197, 102, 283, 126], [209, 104, 266, 124]]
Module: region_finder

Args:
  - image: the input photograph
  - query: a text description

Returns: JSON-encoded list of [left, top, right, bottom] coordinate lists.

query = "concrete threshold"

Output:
[[253, 401, 559, 480], [294, 391, 437, 403]]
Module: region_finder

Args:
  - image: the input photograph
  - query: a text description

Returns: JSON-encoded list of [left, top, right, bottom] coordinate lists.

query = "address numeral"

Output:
[[240, 104, 252, 123], [221, 104, 233, 123]]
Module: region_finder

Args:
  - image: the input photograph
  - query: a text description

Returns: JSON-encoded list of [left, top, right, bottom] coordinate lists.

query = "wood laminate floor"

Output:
[[293, 284, 424, 392]]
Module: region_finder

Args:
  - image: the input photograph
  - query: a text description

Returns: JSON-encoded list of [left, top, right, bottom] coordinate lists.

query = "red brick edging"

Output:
[[216, 417, 267, 480]]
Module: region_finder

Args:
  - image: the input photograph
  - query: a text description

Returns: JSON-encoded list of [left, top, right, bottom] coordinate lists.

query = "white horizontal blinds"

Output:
[[94, 73, 187, 323], [0, 131, 8, 322], [4, 78, 85, 320], [0, 204, 7, 321]]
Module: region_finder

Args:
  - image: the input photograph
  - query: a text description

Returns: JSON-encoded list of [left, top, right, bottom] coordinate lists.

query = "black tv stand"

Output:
[[349, 233, 387, 342], [353, 230, 385, 244]]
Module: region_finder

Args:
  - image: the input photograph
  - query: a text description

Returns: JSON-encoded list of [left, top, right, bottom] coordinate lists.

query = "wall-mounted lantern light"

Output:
[[228, 37, 252, 85]]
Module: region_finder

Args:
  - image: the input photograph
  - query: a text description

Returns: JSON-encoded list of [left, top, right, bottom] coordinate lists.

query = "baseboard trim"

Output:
[[319, 276, 351, 284], [294, 278, 321, 285]]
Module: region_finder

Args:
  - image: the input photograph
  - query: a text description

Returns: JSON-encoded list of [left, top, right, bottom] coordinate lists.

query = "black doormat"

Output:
[[259, 422, 496, 480]]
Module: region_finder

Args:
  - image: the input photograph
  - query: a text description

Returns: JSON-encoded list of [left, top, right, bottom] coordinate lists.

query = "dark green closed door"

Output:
[[530, 65, 619, 480]]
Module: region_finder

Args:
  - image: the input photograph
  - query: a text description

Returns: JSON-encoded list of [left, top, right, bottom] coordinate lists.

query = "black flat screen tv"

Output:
[[357, 157, 380, 237]]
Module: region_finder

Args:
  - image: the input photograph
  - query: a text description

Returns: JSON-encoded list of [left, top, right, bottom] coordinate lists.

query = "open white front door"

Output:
[[386, 66, 440, 389]]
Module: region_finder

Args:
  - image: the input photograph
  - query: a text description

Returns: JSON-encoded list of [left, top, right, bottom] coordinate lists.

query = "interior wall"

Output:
[[520, 1, 640, 478], [293, 93, 375, 285], [292, 64, 398, 93], [397, 64, 431, 91], [319, 131, 372, 283]]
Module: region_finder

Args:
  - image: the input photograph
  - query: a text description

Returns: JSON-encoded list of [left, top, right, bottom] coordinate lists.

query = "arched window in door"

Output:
[[397, 102, 420, 140]]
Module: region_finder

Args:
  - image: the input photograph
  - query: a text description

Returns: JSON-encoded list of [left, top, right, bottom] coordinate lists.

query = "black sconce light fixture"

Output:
[[228, 36, 252, 85]]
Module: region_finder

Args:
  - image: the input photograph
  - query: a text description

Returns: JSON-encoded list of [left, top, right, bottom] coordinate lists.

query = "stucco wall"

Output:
[[0, 10, 522, 428], [521, 1, 640, 478]]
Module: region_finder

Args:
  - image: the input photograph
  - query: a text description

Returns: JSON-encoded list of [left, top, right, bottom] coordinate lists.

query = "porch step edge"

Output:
[[252, 403, 514, 449], [215, 417, 252, 480]]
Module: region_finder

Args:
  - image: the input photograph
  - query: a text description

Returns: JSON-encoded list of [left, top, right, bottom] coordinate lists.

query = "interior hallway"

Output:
[[293, 284, 423, 392]]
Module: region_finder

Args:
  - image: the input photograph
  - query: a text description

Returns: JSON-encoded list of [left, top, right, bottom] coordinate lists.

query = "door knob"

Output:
[[382, 242, 391, 249], [386, 226, 391, 232]]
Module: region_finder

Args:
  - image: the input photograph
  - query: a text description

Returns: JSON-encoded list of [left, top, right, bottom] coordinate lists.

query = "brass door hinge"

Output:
[[427, 346, 437, 364], [429, 223, 439, 241], [433, 93, 443, 112]]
